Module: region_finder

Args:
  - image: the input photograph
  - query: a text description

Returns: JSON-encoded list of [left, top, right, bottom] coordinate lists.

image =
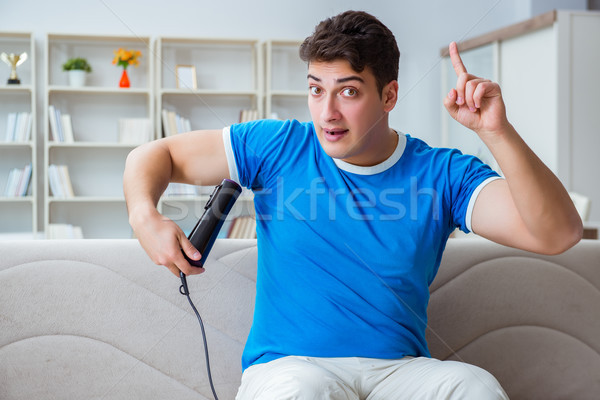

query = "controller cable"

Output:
[[174, 179, 241, 400], [179, 272, 219, 400]]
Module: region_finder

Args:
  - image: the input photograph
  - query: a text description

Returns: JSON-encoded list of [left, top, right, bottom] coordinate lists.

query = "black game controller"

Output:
[[180, 179, 242, 292]]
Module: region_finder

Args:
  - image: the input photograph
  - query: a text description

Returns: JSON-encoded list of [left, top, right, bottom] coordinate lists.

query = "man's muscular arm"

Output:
[[443, 42, 582, 254], [124, 129, 230, 276]]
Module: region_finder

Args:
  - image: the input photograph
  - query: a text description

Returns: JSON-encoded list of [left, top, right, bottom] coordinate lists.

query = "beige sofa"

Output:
[[1, 238, 598, 399]]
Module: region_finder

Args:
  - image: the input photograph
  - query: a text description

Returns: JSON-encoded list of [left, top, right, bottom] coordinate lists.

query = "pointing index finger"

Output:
[[449, 41, 467, 76]]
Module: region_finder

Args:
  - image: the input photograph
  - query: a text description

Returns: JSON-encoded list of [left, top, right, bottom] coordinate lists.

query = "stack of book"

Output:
[[227, 215, 256, 239], [4, 112, 33, 142], [239, 109, 260, 123], [3, 163, 32, 197], [164, 182, 199, 196], [48, 105, 74, 143], [47, 224, 84, 239], [48, 164, 75, 198], [161, 109, 191, 137], [118, 118, 153, 144]]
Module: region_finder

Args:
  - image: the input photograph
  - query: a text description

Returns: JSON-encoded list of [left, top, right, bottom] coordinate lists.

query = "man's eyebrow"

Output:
[[337, 75, 364, 84], [307, 74, 365, 84]]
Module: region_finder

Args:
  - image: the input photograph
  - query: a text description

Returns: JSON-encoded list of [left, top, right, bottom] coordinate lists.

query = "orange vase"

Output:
[[119, 69, 130, 88]]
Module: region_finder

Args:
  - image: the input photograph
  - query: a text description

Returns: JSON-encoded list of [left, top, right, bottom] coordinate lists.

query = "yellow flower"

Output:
[[113, 48, 142, 69]]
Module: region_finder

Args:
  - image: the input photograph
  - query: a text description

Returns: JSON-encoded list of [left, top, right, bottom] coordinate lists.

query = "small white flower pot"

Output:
[[68, 70, 87, 87]]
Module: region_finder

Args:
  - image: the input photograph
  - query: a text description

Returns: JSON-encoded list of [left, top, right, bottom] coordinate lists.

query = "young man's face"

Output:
[[307, 59, 398, 166]]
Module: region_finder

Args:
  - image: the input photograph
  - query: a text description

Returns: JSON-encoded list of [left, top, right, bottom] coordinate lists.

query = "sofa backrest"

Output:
[[427, 238, 600, 400], [1, 238, 598, 399], [0, 239, 258, 400]]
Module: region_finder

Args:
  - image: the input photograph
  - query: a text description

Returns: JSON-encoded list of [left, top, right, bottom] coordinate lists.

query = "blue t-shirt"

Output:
[[223, 119, 499, 371]]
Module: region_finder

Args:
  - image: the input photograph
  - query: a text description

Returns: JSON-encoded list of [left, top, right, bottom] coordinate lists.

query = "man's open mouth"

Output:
[[324, 128, 348, 136]]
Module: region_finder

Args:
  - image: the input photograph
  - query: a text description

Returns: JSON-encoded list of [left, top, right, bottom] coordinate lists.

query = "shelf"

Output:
[[160, 195, 207, 202], [48, 196, 125, 203], [269, 90, 308, 97], [0, 196, 34, 203], [48, 141, 141, 149], [48, 85, 150, 95], [159, 37, 259, 46], [160, 89, 258, 97], [0, 141, 34, 147], [0, 85, 33, 94]]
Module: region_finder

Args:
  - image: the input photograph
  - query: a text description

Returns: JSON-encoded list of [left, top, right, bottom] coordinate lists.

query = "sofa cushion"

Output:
[[427, 238, 600, 399], [0, 239, 257, 400]]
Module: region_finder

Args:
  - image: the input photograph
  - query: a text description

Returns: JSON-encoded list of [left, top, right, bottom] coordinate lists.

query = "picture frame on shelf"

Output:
[[175, 65, 197, 89]]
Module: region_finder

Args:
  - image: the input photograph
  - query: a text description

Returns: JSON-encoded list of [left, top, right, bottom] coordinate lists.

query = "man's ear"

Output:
[[382, 80, 399, 112]]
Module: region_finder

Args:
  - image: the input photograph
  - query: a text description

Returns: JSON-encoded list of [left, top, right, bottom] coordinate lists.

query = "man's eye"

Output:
[[342, 88, 357, 97], [309, 86, 322, 95]]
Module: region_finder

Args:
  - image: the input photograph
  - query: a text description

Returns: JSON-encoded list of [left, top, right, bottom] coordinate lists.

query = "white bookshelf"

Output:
[[155, 37, 260, 234], [44, 33, 153, 238], [263, 40, 310, 122], [0, 35, 318, 240], [0, 31, 37, 238]]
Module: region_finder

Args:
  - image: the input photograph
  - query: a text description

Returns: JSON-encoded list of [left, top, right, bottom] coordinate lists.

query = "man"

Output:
[[124, 10, 582, 400]]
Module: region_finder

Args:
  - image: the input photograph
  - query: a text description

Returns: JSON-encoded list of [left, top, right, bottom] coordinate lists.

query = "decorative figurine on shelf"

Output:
[[112, 48, 141, 88], [62, 57, 92, 87], [1, 52, 28, 85]]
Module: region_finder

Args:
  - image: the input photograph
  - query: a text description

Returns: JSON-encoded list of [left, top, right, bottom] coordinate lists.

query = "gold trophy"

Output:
[[1, 52, 28, 85]]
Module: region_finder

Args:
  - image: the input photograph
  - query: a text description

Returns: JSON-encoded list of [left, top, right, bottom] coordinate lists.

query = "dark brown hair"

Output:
[[299, 10, 400, 95]]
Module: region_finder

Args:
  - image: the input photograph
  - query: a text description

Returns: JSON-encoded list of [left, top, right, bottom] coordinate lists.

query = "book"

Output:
[[161, 109, 170, 136], [58, 165, 75, 197], [227, 216, 257, 239], [20, 112, 32, 142], [48, 106, 73, 142], [4, 112, 32, 142], [48, 105, 61, 142], [47, 223, 84, 239], [168, 111, 177, 136], [54, 107, 64, 142], [17, 163, 32, 196], [227, 217, 243, 238], [3, 168, 19, 196], [48, 164, 75, 198], [17, 112, 32, 142], [118, 118, 153, 144], [164, 182, 198, 196], [61, 114, 75, 143], [161, 109, 191, 137], [3, 163, 32, 197], [239, 109, 260, 123], [4, 112, 17, 142]]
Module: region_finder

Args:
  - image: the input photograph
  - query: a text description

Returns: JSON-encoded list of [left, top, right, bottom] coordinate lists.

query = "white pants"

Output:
[[236, 356, 509, 400]]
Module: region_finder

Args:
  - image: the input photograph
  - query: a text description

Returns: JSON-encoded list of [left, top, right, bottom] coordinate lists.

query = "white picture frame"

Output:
[[175, 65, 197, 89]]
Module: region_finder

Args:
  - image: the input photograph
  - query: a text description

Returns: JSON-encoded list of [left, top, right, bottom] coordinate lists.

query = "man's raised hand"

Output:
[[443, 41, 510, 139]]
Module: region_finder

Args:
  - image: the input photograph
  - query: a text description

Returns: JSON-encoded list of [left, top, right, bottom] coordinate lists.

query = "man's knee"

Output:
[[442, 361, 508, 400], [236, 357, 355, 400]]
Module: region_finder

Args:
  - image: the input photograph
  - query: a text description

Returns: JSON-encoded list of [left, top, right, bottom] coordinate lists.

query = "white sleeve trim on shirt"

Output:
[[222, 126, 240, 184], [465, 176, 503, 233]]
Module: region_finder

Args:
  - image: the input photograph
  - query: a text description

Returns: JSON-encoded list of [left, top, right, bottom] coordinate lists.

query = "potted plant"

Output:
[[62, 57, 92, 87]]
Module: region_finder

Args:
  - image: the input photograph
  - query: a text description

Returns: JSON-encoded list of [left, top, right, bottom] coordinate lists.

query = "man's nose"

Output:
[[322, 95, 341, 122]]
